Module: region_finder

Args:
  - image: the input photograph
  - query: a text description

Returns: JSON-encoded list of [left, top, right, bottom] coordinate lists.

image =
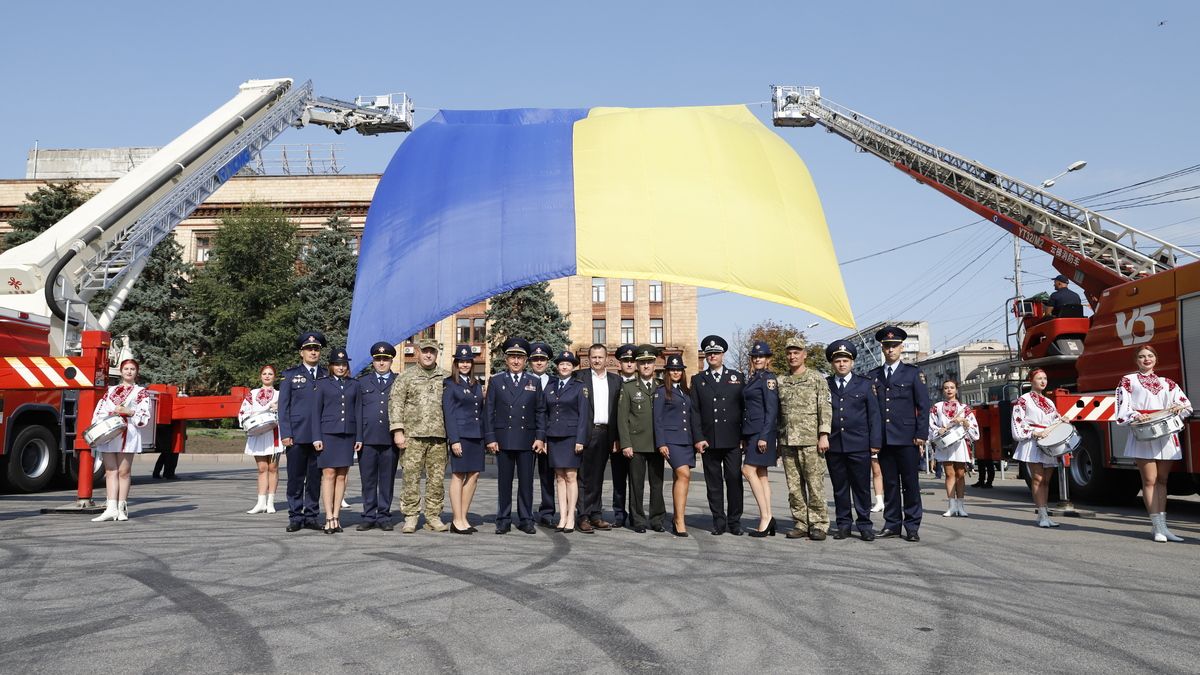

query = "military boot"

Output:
[[401, 515, 420, 534], [425, 516, 449, 532]]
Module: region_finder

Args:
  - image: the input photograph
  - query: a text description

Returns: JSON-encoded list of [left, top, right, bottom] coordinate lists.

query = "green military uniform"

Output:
[[388, 339, 449, 531], [777, 338, 833, 535], [617, 345, 665, 530]]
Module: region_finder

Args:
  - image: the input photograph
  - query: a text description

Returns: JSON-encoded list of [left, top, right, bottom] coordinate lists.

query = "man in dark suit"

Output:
[[610, 343, 638, 525], [575, 343, 623, 532], [825, 340, 881, 541], [484, 337, 547, 534], [691, 335, 746, 535], [356, 341, 399, 532], [868, 326, 930, 542], [278, 331, 327, 532]]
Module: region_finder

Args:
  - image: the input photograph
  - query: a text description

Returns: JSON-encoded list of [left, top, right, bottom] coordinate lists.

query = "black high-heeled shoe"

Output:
[[749, 517, 777, 538], [333, 518, 343, 533], [450, 523, 473, 534], [670, 522, 689, 537], [324, 520, 335, 534]]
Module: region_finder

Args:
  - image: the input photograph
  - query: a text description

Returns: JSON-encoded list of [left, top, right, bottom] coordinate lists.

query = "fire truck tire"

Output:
[[1068, 426, 1137, 503], [4, 425, 60, 493], [64, 450, 105, 487]]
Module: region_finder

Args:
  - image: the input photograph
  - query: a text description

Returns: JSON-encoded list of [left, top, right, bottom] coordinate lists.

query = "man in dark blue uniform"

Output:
[[825, 340, 881, 541], [484, 337, 547, 534], [691, 335, 746, 536], [527, 342, 558, 528], [356, 341, 399, 532], [868, 326, 930, 542], [278, 331, 326, 532], [610, 343, 638, 527], [1047, 274, 1084, 318]]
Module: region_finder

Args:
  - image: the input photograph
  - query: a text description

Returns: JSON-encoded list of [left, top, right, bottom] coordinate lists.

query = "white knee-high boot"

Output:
[[943, 498, 956, 517], [265, 494, 276, 513], [91, 500, 118, 522], [248, 495, 268, 514], [1149, 513, 1168, 542], [956, 498, 969, 517], [1157, 513, 1184, 542], [116, 501, 129, 521], [871, 495, 884, 513]]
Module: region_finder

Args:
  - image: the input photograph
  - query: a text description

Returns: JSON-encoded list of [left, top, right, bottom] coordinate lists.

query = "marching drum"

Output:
[[1131, 410, 1185, 442], [931, 424, 967, 452], [241, 410, 278, 436], [1037, 422, 1080, 458], [83, 415, 126, 447]]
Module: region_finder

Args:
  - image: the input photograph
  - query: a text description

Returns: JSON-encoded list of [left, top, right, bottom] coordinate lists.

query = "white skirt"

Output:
[[1123, 433, 1183, 461], [1013, 439, 1057, 467], [934, 440, 971, 464]]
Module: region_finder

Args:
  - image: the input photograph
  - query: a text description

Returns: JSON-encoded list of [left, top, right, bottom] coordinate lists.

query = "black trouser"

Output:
[[879, 444, 923, 534], [578, 424, 611, 520], [610, 451, 629, 524], [825, 450, 874, 533], [536, 451, 556, 522], [285, 442, 321, 525], [975, 459, 996, 485], [359, 444, 399, 523], [627, 451, 665, 528], [496, 449, 535, 529], [153, 451, 178, 478], [702, 446, 743, 530]]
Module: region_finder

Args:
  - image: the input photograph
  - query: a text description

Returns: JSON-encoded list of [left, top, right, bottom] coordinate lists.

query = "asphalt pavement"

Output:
[[1, 457, 1197, 674]]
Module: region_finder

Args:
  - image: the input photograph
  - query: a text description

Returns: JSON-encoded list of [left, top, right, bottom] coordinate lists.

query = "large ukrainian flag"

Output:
[[349, 105, 851, 368]]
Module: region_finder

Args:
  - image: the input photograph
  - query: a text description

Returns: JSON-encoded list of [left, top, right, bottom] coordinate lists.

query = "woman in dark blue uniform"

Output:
[[741, 340, 780, 537], [443, 345, 485, 534], [313, 347, 362, 533], [544, 350, 590, 532], [654, 355, 702, 537]]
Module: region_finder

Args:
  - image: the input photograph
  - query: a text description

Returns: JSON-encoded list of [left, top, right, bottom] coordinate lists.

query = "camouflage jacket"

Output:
[[777, 368, 832, 446], [388, 365, 448, 437]]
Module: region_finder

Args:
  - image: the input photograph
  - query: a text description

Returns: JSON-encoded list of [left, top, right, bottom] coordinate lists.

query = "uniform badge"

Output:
[[918, 372, 926, 384], [633, 391, 644, 402], [525, 384, 536, 391], [729, 374, 738, 383], [654, 392, 660, 399], [582, 387, 589, 398], [767, 380, 776, 390], [871, 384, 878, 395]]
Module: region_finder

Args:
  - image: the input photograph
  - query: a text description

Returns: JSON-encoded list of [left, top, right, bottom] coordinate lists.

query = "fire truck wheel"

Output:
[[64, 449, 105, 487], [4, 425, 60, 493], [1067, 426, 1137, 503]]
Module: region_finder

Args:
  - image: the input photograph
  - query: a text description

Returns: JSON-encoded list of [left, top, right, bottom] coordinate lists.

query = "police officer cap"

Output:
[[297, 331, 327, 350], [416, 338, 440, 352], [784, 337, 807, 351], [452, 345, 474, 362], [528, 342, 552, 360], [826, 340, 857, 361], [634, 344, 658, 362], [874, 326, 908, 345], [328, 347, 350, 365], [616, 344, 637, 361], [370, 341, 397, 359], [749, 340, 773, 357], [664, 354, 686, 370], [502, 337, 530, 356], [553, 350, 579, 365], [1053, 274, 1070, 284], [701, 335, 728, 354]]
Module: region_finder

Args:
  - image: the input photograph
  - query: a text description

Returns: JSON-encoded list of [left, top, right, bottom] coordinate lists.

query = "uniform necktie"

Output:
[[712, 370, 720, 381], [378, 376, 385, 386], [885, 365, 893, 382], [838, 378, 845, 393], [512, 373, 519, 386], [558, 380, 566, 393], [309, 368, 316, 379]]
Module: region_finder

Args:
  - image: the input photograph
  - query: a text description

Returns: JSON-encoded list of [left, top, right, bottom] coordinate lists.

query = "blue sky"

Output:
[[2, 2, 1196, 352]]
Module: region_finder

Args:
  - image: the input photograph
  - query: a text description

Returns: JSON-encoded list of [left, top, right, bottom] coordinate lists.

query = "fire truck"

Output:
[[771, 85, 1199, 502], [0, 78, 411, 501]]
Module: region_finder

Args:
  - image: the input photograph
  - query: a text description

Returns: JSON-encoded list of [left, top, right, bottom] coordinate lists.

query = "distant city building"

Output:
[[839, 320, 930, 376], [917, 340, 1016, 405]]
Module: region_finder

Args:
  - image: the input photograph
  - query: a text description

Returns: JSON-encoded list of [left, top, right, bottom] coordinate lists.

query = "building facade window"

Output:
[[649, 318, 663, 344], [472, 318, 486, 343], [195, 236, 211, 263], [620, 318, 635, 344], [457, 318, 471, 344], [419, 325, 436, 340], [649, 280, 663, 303], [593, 319, 606, 344], [591, 278, 606, 303], [620, 279, 635, 303]]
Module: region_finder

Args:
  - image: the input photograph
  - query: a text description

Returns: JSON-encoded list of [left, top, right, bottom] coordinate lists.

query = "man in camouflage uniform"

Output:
[[777, 337, 833, 540], [389, 338, 449, 533]]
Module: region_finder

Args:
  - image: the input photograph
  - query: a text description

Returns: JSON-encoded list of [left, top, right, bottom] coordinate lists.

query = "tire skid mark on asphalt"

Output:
[[0, 617, 132, 660], [126, 569, 274, 673], [511, 526, 573, 575], [370, 551, 675, 674]]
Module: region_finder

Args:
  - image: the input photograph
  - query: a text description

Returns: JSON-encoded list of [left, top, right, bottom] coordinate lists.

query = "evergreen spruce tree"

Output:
[[4, 181, 92, 251], [484, 281, 571, 372], [190, 203, 300, 393], [296, 213, 357, 351]]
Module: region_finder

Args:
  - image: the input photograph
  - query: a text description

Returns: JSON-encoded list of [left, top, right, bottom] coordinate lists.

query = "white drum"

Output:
[[83, 416, 126, 447], [1037, 423, 1080, 458], [931, 424, 966, 452], [241, 411, 278, 436], [1131, 410, 1185, 442]]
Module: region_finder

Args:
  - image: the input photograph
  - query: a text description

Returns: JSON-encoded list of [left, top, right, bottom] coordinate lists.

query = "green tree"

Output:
[[484, 281, 571, 373], [190, 203, 300, 393], [296, 212, 357, 351], [4, 181, 92, 251], [733, 319, 828, 375], [96, 238, 202, 390]]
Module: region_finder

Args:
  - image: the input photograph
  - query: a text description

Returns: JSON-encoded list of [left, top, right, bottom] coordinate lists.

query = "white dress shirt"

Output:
[[590, 370, 609, 425]]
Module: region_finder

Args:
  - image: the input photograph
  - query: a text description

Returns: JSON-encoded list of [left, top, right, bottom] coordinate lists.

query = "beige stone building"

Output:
[[1, 166, 699, 374]]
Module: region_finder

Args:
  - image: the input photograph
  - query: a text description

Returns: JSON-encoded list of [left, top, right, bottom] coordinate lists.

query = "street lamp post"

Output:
[[1041, 160, 1087, 189]]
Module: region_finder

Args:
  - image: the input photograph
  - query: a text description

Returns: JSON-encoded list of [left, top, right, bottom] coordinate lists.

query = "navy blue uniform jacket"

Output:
[[357, 371, 395, 445], [741, 371, 779, 447], [278, 364, 326, 443], [544, 378, 590, 445], [313, 376, 363, 442], [690, 369, 745, 448], [653, 386, 703, 447], [827, 375, 882, 454], [443, 376, 485, 444], [483, 371, 547, 450], [868, 363, 930, 445]]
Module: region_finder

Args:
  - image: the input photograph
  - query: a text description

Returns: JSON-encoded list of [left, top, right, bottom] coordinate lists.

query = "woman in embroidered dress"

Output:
[[1115, 346, 1193, 542], [929, 380, 979, 517], [241, 365, 283, 514], [90, 359, 153, 522], [1010, 369, 1064, 528]]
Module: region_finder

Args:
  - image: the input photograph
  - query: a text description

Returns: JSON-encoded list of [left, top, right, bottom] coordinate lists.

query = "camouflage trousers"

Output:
[[780, 445, 829, 530], [400, 437, 448, 519]]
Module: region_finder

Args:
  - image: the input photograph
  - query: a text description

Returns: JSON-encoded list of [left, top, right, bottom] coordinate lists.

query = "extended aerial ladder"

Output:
[[770, 86, 1199, 309], [0, 78, 412, 501]]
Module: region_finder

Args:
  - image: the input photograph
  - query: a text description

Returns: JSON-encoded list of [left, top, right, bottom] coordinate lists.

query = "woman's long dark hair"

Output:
[[664, 369, 689, 401], [453, 361, 478, 388]]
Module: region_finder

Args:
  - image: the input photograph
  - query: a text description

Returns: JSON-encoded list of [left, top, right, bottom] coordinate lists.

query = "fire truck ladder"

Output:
[[770, 86, 1198, 297]]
